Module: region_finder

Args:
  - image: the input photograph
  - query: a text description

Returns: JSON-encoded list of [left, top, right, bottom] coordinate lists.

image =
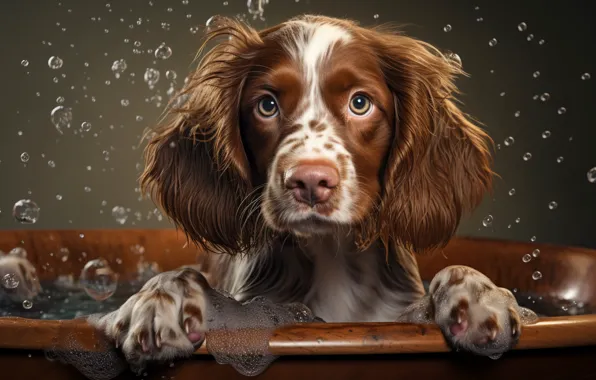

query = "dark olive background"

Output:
[[1, 0, 595, 248]]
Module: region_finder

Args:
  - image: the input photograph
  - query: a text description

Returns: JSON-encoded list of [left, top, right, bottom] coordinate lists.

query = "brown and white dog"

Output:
[[2, 14, 537, 368]]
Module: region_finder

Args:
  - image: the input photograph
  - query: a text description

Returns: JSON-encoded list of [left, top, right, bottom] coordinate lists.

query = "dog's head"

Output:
[[141, 15, 492, 254]]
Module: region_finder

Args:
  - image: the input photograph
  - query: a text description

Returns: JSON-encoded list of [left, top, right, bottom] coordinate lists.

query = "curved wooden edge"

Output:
[[1, 315, 595, 355]]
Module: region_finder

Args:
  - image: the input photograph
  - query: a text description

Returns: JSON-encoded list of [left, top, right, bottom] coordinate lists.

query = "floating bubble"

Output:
[[530, 236, 537, 242], [527, 34, 534, 41], [166, 70, 177, 80], [50, 105, 73, 133], [12, 199, 40, 224], [443, 24, 452, 32], [517, 22, 527, 31], [533, 71, 540, 78], [542, 130, 551, 138], [532, 271, 542, 280], [445, 52, 462, 68], [538, 39, 545, 45], [121, 99, 129, 107], [548, 201, 558, 210], [557, 107, 566, 115], [373, 14, 379, 19], [587, 167, 596, 183], [190, 26, 199, 34], [112, 206, 128, 225], [522, 254, 532, 263], [556, 156, 564, 163], [57, 247, 70, 262], [21, 59, 29, 67], [56, 96, 65, 104], [539, 93, 550, 102], [154, 43, 172, 59], [508, 188, 516, 196], [48, 160, 56, 168], [56, 194, 63, 200], [111, 59, 127, 78], [20, 152, 30, 163], [504, 136, 515, 146], [482, 215, 493, 227], [522, 152, 532, 161], [515, 217, 521, 223], [2, 273, 19, 289], [79, 258, 119, 301], [143, 68, 160, 87], [22, 300, 33, 309], [532, 249, 540, 258], [488, 38, 498, 47], [48, 56, 63, 69], [581, 73, 591, 80], [81, 121, 92, 132], [9, 247, 27, 258], [514, 111, 521, 117]]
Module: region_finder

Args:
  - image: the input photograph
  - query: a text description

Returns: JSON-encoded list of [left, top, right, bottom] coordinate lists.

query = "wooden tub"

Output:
[[0, 229, 595, 380]]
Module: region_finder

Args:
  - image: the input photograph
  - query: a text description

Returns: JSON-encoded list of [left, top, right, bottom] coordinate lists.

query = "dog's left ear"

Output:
[[374, 32, 494, 253]]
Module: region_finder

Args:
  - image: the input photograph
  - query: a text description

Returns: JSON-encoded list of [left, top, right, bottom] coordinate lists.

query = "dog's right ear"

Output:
[[140, 18, 270, 254]]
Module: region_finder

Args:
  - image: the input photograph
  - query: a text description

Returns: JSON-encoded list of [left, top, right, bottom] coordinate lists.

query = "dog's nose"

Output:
[[285, 164, 339, 206]]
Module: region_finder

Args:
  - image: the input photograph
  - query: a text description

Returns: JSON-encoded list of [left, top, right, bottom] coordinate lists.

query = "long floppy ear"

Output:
[[374, 30, 493, 253], [140, 18, 270, 254]]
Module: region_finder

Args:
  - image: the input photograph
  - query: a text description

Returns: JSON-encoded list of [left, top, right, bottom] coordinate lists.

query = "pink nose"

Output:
[[285, 164, 340, 206]]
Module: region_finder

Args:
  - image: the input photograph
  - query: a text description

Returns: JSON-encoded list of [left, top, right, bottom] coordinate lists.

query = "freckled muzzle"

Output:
[[284, 162, 340, 207]]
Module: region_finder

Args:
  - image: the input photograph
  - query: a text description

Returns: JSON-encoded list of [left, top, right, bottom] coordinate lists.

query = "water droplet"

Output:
[[443, 24, 452, 32], [81, 121, 92, 132], [540, 93, 550, 102], [2, 273, 19, 289], [21, 59, 29, 67], [522, 254, 532, 263], [556, 156, 564, 163], [50, 105, 73, 133], [112, 206, 128, 224], [532, 249, 540, 258], [48, 160, 56, 168], [121, 99, 129, 107], [20, 152, 30, 163], [166, 70, 177, 80], [56, 96, 65, 104], [557, 107, 566, 115], [12, 199, 40, 224], [515, 217, 521, 223], [517, 22, 527, 31], [542, 130, 551, 138], [488, 38, 498, 47], [508, 188, 516, 196], [48, 56, 63, 69], [530, 236, 537, 242], [548, 201, 558, 210], [476, 17, 483, 22], [190, 25, 199, 34], [538, 39, 545, 45], [532, 271, 542, 280], [522, 152, 532, 161], [155, 43, 172, 59], [80, 258, 118, 301], [56, 194, 62, 200], [84, 186, 92, 193], [514, 111, 521, 117], [135, 115, 143, 122], [22, 300, 33, 309], [533, 71, 541, 78], [144, 68, 160, 87], [482, 215, 493, 227], [586, 167, 596, 183], [581, 73, 591, 80], [527, 33, 534, 41], [504, 136, 515, 146], [111, 59, 127, 79], [373, 14, 379, 19]]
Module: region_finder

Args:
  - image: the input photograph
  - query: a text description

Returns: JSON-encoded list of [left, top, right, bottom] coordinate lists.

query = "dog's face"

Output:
[[240, 21, 394, 235], [140, 15, 493, 254]]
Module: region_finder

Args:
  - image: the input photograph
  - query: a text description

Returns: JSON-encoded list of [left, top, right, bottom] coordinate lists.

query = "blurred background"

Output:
[[0, 0, 595, 248]]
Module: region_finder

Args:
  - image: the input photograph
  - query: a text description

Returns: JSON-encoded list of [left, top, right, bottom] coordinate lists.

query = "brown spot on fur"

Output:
[[479, 314, 500, 342], [324, 143, 334, 150], [450, 298, 469, 321], [184, 304, 204, 324], [448, 268, 465, 286]]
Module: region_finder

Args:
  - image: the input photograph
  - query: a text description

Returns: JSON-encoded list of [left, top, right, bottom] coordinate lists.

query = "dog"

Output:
[[1, 14, 537, 369]]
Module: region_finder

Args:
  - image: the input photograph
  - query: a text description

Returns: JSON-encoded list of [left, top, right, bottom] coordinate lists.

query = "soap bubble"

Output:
[[508, 188, 516, 196], [120, 99, 129, 107], [143, 68, 160, 87], [548, 201, 558, 210], [112, 206, 128, 225], [581, 73, 591, 80], [488, 38, 498, 47], [443, 24, 452, 32], [154, 43, 172, 59], [2, 273, 19, 289], [517, 22, 527, 31], [557, 107, 567, 115], [81, 121, 92, 132], [539, 93, 550, 102], [50, 105, 73, 133], [79, 258, 119, 301], [21, 59, 29, 67], [533, 71, 541, 78], [522, 254, 531, 263], [542, 130, 551, 138], [22, 300, 33, 309], [48, 160, 56, 168], [9, 247, 27, 258], [522, 152, 532, 161], [527, 34, 534, 41], [165, 70, 177, 80], [57, 247, 70, 262], [532, 249, 540, 258], [556, 156, 564, 163], [532, 271, 542, 280], [48, 56, 63, 69], [20, 152, 30, 163], [587, 167, 596, 183], [514, 110, 521, 117], [504, 136, 515, 146], [482, 215, 493, 227], [111, 59, 127, 78], [12, 199, 40, 224]]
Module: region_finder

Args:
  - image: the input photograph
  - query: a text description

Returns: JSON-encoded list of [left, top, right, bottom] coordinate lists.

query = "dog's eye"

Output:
[[349, 94, 373, 116], [257, 95, 279, 118]]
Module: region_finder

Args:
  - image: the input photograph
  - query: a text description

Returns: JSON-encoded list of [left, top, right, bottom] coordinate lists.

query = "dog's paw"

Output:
[[429, 265, 538, 357], [0, 254, 42, 302], [89, 267, 211, 371]]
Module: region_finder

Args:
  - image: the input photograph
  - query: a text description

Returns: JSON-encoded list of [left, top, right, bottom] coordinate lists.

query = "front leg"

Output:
[[429, 265, 538, 357]]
